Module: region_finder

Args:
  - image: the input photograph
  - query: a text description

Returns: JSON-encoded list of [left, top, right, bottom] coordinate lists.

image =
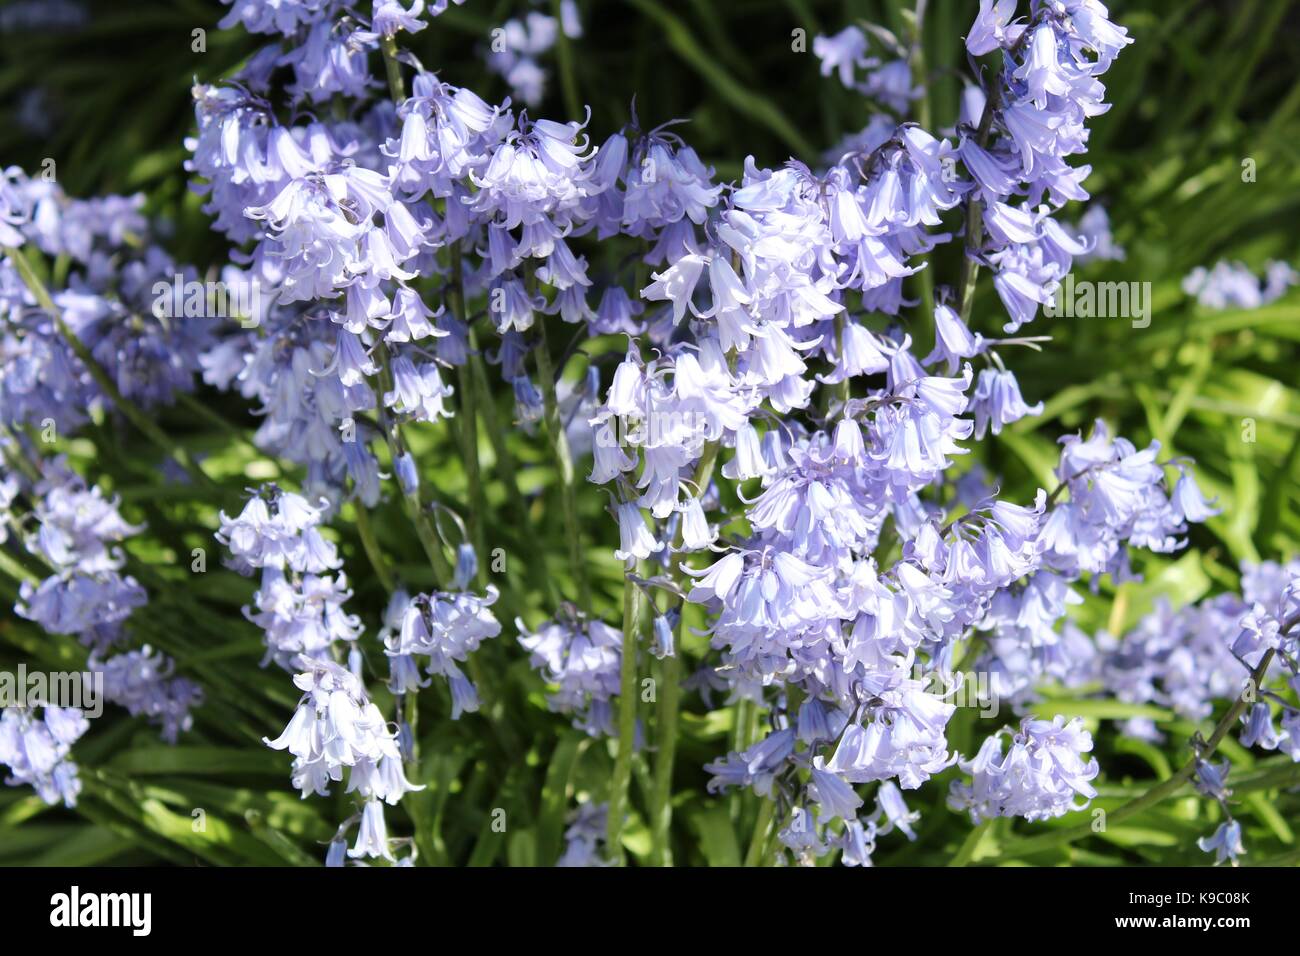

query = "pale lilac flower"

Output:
[[1197, 820, 1245, 866]]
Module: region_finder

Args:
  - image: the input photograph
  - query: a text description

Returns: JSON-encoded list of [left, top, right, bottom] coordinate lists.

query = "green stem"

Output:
[[909, 0, 932, 133], [447, 249, 488, 586], [649, 440, 721, 866], [606, 567, 641, 862], [743, 799, 776, 867], [468, 344, 555, 604], [454, 379, 487, 582], [549, 0, 582, 120], [0, 423, 42, 483], [0, 542, 38, 585], [909, 0, 936, 333], [354, 504, 396, 593], [379, 35, 406, 101], [534, 309, 593, 613], [469, 346, 530, 527], [948, 818, 992, 867], [404, 692, 420, 767], [833, 314, 851, 409]]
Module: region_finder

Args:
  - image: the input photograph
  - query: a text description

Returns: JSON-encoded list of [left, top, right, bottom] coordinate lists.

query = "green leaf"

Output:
[[686, 803, 741, 867]]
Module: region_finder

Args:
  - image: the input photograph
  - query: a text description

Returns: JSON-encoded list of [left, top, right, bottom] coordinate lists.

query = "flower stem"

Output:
[[955, 72, 1002, 326], [467, 342, 556, 604], [606, 565, 641, 862], [373, 342, 454, 587], [354, 504, 395, 593], [947, 818, 992, 867], [909, 0, 936, 331], [549, 0, 582, 121], [649, 440, 721, 866], [379, 36, 406, 101], [534, 310, 593, 614], [447, 247, 488, 586], [743, 798, 776, 867]]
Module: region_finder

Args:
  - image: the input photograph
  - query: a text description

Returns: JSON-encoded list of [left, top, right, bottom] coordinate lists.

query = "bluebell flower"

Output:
[[517, 614, 625, 737], [923, 304, 983, 373], [1183, 259, 1297, 310], [1239, 703, 1282, 751], [1193, 759, 1232, 802], [370, 1, 427, 39], [778, 806, 830, 861], [557, 801, 612, 866], [872, 781, 920, 840], [91, 647, 203, 744], [266, 657, 419, 805], [704, 728, 795, 796], [966, 0, 1024, 56], [808, 760, 864, 822], [1197, 820, 1244, 866], [1171, 468, 1219, 523], [970, 368, 1043, 438], [948, 715, 1099, 822], [826, 676, 956, 789], [813, 26, 868, 88], [1072, 205, 1125, 264], [384, 587, 501, 718], [836, 818, 878, 867], [349, 799, 395, 862], [0, 706, 88, 808], [217, 487, 341, 575]]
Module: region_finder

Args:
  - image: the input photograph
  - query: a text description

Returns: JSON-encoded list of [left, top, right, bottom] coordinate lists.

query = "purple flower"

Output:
[[970, 368, 1043, 437], [1197, 820, 1245, 866], [966, 0, 1024, 56], [948, 715, 1099, 822]]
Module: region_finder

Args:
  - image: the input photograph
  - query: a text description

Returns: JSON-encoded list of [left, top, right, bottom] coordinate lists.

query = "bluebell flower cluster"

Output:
[[3, 0, 1276, 868], [517, 612, 624, 737], [383, 583, 502, 718], [813, 26, 918, 115], [5, 456, 201, 749], [0, 159, 218, 800], [92, 646, 203, 745], [577, 0, 1288, 864], [215, 481, 504, 860], [264, 657, 423, 861], [1182, 259, 1297, 311], [556, 799, 610, 866], [1, 167, 212, 434], [960, 1, 1133, 332], [485, 3, 582, 107], [948, 715, 1099, 822], [1097, 559, 1300, 864], [0, 0, 1274, 878], [0, 705, 88, 808], [16, 462, 147, 652]]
